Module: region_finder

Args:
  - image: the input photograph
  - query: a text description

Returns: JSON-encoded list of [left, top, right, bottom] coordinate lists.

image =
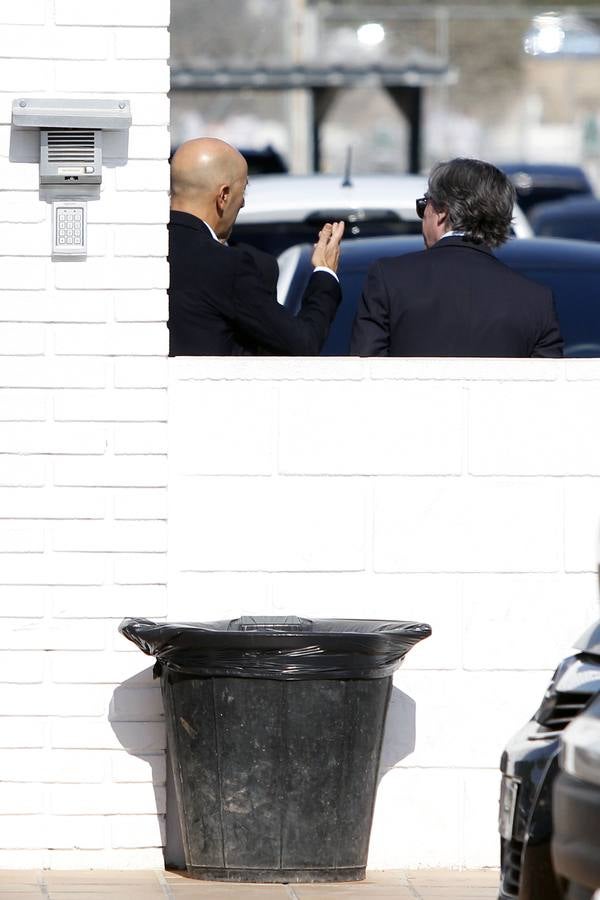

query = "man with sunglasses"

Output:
[[350, 157, 563, 358]]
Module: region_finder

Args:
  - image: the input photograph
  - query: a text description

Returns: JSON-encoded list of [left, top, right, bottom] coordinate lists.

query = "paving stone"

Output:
[[0, 870, 501, 899], [0, 894, 43, 900]]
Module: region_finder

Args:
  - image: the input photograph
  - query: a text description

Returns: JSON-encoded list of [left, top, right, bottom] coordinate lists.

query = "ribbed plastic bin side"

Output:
[[162, 671, 391, 882], [119, 615, 432, 883]]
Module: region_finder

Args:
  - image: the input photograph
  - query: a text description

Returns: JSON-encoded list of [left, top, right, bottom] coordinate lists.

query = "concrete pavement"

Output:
[[0, 869, 500, 899]]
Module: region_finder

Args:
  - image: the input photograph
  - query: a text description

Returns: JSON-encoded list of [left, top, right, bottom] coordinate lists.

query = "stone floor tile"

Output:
[[0, 870, 502, 899], [293, 890, 416, 899], [47, 892, 165, 898], [0, 895, 43, 900], [167, 887, 290, 897], [416, 894, 496, 900], [407, 869, 498, 885], [45, 872, 159, 884], [293, 878, 411, 895], [45, 887, 164, 897], [0, 891, 42, 896], [0, 873, 41, 888]]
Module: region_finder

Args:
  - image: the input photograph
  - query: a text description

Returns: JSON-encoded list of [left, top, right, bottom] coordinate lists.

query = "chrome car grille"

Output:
[[535, 691, 593, 731], [501, 837, 523, 898]]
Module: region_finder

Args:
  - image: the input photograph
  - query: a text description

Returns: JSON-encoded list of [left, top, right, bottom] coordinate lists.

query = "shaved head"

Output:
[[170, 137, 248, 239]]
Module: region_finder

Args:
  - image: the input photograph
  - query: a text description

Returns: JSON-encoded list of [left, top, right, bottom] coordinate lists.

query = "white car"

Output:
[[232, 173, 532, 256]]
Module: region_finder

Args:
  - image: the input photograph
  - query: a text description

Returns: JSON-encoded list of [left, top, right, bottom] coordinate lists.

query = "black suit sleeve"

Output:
[[232, 249, 341, 355], [531, 294, 564, 358], [350, 261, 390, 356]]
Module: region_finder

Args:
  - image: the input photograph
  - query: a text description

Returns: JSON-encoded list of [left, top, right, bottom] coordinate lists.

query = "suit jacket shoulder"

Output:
[[351, 239, 563, 358], [168, 211, 341, 356]]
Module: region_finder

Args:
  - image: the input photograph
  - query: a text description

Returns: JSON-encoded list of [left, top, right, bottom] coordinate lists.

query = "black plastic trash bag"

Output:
[[118, 615, 432, 680]]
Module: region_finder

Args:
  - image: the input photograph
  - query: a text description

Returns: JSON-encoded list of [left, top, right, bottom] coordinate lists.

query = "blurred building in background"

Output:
[[170, 1, 600, 185]]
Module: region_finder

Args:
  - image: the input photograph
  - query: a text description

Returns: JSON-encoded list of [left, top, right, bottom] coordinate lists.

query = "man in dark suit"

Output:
[[168, 138, 344, 356], [350, 158, 563, 358]]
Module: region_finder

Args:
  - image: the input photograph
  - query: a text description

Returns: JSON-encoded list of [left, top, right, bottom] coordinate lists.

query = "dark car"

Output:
[[240, 145, 288, 176], [530, 196, 600, 243], [499, 164, 594, 217], [499, 621, 600, 900], [278, 235, 600, 358], [552, 688, 600, 900]]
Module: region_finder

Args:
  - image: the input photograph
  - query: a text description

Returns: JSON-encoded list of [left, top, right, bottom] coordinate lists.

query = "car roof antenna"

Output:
[[342, 146, 353, 188]]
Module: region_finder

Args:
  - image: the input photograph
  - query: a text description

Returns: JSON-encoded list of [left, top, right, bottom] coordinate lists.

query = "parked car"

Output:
[[232, 173, 532, 257], [278, 235, 600, 357], [552, 690, 600, 899], [240, 145, 288, 176], [498, 620, 600, 900], [530, 196, 600, 243], [499, 163, 594, 217]]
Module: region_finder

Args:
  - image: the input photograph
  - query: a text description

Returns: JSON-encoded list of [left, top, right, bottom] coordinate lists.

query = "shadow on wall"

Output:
[[110, 675, 416, 870], [378, 686, 416, 783], [109, 668, 168, 865]]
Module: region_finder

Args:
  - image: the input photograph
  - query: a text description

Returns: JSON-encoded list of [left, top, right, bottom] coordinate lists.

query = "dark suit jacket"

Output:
[[350, 236, 564, 358], [168, 212, 341, 356]]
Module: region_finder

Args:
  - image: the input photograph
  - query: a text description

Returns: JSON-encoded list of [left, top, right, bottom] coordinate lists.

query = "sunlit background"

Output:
[[170, 0, 600, 186]]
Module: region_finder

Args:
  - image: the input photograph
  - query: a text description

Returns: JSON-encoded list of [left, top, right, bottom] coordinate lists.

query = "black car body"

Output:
[[498, 622, 600, 900], [552, 671, 600, 899], [278, 235, 600, 357], [499, 163, 594, 217]]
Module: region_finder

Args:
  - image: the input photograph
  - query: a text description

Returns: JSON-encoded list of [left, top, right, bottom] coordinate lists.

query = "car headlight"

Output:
[[499, 774, 520, 839], [560, 707, 600, 786]]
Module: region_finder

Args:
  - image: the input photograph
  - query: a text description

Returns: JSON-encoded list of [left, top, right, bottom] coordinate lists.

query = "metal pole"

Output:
[[288, 0, 313, 173]]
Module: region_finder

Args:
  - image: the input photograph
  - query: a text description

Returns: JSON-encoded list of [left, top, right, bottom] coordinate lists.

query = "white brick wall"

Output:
[[169, 357, 600, 869], [2, 3, 598, 875], [0, 2, 169, 870]]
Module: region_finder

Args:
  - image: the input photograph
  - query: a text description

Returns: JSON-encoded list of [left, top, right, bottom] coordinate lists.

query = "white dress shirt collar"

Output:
[[201, 219, 220, 243]]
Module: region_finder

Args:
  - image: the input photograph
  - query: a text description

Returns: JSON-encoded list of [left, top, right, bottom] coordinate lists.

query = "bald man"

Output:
[[168, 138, 344, 356]]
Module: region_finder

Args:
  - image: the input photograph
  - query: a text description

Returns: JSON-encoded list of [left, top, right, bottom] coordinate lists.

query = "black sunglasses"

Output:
[[416, 195, 429, 219]]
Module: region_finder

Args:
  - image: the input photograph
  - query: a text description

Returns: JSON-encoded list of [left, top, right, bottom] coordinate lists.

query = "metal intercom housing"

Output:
[[40, 128, 102, 189], [12, 98, 131, 257]]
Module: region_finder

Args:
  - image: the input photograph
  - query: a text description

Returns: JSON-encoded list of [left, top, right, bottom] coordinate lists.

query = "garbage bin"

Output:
[[119, 615, 431, 883]]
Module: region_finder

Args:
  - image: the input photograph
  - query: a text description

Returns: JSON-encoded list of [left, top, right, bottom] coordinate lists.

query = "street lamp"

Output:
[[356, 22, 386, 47]]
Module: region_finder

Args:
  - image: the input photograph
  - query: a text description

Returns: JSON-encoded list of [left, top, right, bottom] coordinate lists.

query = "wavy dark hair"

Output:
[[427, 158, 516, 248]]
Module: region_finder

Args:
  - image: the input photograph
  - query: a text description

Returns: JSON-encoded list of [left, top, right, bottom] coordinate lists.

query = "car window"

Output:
[[233, 220, 423, 257]]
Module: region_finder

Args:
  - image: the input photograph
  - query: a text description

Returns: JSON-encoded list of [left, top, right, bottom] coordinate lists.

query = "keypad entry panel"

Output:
[[52, 201, 87, 257]]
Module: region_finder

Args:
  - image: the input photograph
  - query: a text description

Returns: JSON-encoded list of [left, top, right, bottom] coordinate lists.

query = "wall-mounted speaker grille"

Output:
[[40, 128, 102, 186], [47, 129, 96, 164]]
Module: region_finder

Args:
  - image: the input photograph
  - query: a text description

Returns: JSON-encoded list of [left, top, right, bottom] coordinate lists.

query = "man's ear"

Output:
[[216, 184, 230, 213], [436, 206, 449, 227]]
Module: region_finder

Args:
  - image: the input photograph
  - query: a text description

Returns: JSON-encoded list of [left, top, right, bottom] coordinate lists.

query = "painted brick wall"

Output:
[[0, 0, 170, 869], [169, 357, 600, 869], [2, 3, 599, 874]]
